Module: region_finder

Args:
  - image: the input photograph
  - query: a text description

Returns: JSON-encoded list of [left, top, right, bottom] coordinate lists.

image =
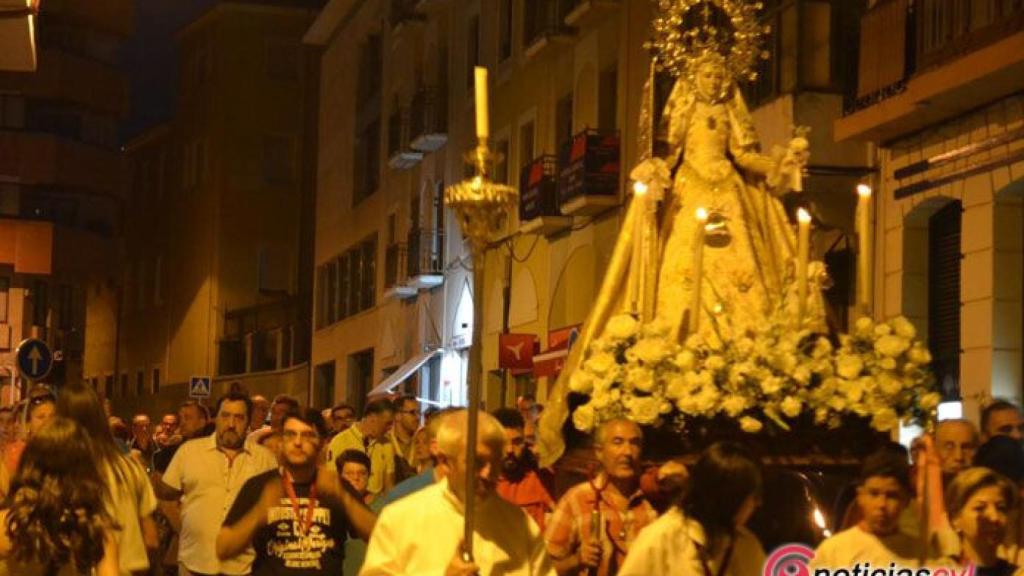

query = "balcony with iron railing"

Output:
[[383, 242, 417, 300], [558, 129, 621, 216], [406, 227, 445, 289], [387, 105, 424, 170], [523, 0, 575, 58], [409, 87, 448, 152], [837, 0, 1024, 142], [519, 155, 571, 235]]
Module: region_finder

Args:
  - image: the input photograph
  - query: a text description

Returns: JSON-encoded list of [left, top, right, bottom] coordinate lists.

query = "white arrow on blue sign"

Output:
[[189, 376, 212, 398], [16, 338, 53, 381]]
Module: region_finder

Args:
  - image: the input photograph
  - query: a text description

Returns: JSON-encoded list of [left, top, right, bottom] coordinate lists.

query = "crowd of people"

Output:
[[1, 385, 1024, 575]]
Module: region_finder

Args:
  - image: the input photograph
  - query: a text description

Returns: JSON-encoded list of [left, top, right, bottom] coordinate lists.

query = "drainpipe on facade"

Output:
[[501, 246, 513, 406]]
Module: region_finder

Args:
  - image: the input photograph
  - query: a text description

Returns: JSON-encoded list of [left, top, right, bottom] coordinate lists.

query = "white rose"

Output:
[[836, 354, 864, 380], [630, 338, 671, 364], [627, 367, 655, 393], [838, 379, 864, 403], [812, 338, 833, 359], [642, 317, 672, 338], [827, 395, 847, 411], [722, 395, 748, 417], [854, 316, 874, 336], [739, 416, 763, 433], [569, 370, 594, 394], [919, 392, 941, 411], [584, 352, 617, 376], [907, 346, 932, 365], [875, 335, 911, 358], [871, 407, 899, 432], [793, 366, 812, 385], [674, 350, 697, 371], [572, 404, 596, 431], [760, 376, 783, 395], [890, 317, 917, 339], [781, 396, 802, 418], [874, 323, 893, 337], [878, 357, 897, 371], [606, 314, 639, 340], [628, 396, 661, 425]]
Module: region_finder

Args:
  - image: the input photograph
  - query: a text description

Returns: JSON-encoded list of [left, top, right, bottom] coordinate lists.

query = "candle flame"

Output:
[[857, 184, 872, 198], [632, 181, 648, 196], [797, 208, 812, 223], [695, 207, 708, 221]]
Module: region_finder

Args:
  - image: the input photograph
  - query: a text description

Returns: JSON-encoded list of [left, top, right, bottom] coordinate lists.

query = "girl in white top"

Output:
[[619, 442, 766, 576]]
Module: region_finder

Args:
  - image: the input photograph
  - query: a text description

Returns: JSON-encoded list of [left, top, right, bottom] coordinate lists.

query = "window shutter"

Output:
[[928, 201, 962, 400]]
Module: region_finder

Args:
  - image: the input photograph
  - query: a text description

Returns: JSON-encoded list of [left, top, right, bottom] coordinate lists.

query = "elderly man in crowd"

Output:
[[362, 410, 553, 575], [935, 419, 979, 484], [546, 419, 657, 576]]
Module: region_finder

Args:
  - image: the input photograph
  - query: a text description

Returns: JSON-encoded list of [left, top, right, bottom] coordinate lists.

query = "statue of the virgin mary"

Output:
[[537, 0, 828, 466]]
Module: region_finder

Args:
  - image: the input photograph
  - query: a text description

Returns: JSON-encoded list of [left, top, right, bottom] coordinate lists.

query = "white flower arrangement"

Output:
[[570, 311, 939, 436]]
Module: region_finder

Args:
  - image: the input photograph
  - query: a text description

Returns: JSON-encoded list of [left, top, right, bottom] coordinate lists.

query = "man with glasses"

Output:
[[156, 391, 277, 576], [216, 408, 375, 576], [389, 395, 420, 482]]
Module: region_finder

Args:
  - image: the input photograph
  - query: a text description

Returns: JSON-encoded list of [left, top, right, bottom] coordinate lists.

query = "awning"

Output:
[[367, 348, 442, 397]]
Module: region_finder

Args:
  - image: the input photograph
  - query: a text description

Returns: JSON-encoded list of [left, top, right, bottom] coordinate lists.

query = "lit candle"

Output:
[[689, 208, 708, 335], [797, 208, 811, 324], [474, 67, 489, 140], [856, 184, 872, 315], [630, 181, 648, 315]]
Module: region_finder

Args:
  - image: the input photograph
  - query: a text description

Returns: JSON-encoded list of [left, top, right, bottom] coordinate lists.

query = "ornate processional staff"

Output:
[[444, 66, 517, 561]]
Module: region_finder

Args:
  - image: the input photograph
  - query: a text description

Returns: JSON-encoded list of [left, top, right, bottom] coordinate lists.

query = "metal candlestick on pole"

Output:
[[445, 66, 517, 560]]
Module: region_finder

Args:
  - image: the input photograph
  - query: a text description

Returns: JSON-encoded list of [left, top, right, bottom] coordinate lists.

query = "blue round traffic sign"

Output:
[[16, 338, 53, 381]]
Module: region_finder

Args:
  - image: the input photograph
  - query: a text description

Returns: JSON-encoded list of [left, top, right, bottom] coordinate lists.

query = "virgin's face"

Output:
[[695, 64, 724, 102]]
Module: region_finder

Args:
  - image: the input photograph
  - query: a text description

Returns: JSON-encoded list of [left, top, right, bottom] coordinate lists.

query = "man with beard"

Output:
[[156, 391, 277, 576], [545, 419, 656, 576], [216, 408, 376, 576], [492, 408, 555, 531]]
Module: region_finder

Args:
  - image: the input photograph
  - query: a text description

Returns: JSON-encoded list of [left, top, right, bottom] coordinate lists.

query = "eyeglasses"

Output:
[[29, 393, 55, 406], [282, 430, 320, 442]]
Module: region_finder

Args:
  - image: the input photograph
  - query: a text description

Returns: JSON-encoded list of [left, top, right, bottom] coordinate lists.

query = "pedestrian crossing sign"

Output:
[[189, 376, 211, 398]]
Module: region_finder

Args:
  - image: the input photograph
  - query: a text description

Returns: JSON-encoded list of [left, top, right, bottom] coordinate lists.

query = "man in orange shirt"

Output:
[[493, 408, 555, 531]]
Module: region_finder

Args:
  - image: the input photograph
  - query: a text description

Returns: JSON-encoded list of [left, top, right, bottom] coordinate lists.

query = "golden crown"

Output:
[[648, 0, 769, 81]]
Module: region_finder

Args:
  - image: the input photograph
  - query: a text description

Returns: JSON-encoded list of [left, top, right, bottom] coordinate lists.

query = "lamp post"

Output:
[[444, 66, 517, 560]]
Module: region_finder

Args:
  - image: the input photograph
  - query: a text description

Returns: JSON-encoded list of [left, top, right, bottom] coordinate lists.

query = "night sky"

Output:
[[121, 0, 215, 141]]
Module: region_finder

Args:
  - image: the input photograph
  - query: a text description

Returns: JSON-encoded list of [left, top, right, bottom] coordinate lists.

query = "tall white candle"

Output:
[[797, 208, 811, 324], [856, 184, 872, 315], [474, 67, 489, 140], [690, 208, 708, 335], [630, 181, 648, 315]]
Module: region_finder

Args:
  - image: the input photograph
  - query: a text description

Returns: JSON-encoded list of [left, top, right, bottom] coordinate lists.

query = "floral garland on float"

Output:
[[567, 310, 939, 444]]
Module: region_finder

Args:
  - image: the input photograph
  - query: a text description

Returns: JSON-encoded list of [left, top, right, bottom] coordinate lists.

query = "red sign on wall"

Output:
[[498, 333, 537, 370]]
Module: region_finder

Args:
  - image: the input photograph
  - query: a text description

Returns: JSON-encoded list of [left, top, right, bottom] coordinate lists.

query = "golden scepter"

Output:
[[445, 66, 517, 560]]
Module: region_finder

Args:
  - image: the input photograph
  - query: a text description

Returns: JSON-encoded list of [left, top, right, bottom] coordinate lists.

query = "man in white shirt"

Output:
[[812, 449, 932, 569], [155, 391, 278, 576], [362, 409, 554, 575]]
